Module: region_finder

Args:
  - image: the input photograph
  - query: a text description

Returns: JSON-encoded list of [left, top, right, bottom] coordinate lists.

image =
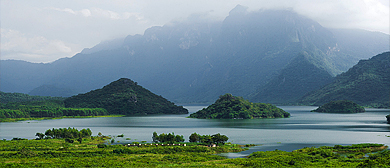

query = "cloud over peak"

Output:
[[48, 7, 143, 20]]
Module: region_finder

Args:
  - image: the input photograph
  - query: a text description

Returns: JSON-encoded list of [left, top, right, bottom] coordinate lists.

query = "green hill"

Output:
[[189, 93, 290, 119], [0, 91, 64, 104], [311, 100, 365, 113], [299, 52, 390, 108], [64, 78, 188, 115]]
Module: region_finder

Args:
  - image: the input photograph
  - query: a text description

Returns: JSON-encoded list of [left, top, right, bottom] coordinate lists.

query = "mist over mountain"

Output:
[[1, 6, 389, 104]]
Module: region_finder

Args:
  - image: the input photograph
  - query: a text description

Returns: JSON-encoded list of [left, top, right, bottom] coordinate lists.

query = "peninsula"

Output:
[[311, 100, 365, 113]]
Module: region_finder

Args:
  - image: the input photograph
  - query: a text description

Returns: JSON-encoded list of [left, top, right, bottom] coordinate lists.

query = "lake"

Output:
[[1, 106, 389, 156]]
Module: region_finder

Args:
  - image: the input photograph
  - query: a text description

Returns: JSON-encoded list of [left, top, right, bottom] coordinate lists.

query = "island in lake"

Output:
[[189, 93, 290, 119], [64, 78, 188, 115], [311, 100, 365, 113]]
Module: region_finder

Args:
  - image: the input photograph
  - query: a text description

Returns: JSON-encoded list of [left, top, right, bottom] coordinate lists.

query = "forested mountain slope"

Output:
[[299, 52, 390, 108], [250, 52, 334, 104]]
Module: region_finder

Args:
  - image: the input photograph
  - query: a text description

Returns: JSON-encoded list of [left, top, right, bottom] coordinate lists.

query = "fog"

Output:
[[1, 0, 389, 63]]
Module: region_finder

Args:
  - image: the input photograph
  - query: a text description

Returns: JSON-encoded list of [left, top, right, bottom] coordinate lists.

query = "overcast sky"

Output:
[[1, 0, 389, 63]]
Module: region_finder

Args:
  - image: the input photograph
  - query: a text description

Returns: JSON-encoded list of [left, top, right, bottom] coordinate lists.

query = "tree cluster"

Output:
[[35, 127, 92, 142], [311, 100, 365, 113], [0, 100, 108, 119], [189, 133, 229, 145], [0, 91, 64, 104], [152, 132, 184, 143], [386, 114, 390, 124], [189, 93, 290, 119]]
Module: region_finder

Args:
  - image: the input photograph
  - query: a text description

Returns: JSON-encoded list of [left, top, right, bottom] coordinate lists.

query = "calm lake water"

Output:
[[1, 106, 389, 156]]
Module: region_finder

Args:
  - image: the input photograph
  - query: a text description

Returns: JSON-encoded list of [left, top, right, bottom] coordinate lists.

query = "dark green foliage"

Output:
[[311, 100, 365, 113], [0, 91, 65, 104], [387, 115, 390, 124], [0, 136, 388, 167], [97, 144, 107, 148], [64, 78, 188, 115], [189, 93, 290, 119], [37, 128, 92, 140], [300, 52, 390, 108], [189, 133, 201, 143], [152, 132, 184, 143], [188, 133, 229, 145], [0, 100, 108, 119]]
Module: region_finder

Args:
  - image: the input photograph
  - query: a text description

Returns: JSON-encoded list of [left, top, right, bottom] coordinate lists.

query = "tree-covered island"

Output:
[[189, 93, 290, 119], [64, 78, 188, 115], [311, 100, 365, 113], [387, 114, 390, 124], [1, 78, 187, 122]]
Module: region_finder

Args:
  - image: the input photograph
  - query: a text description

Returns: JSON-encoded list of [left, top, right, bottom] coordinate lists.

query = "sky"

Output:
[[1, 0, 389, 63]]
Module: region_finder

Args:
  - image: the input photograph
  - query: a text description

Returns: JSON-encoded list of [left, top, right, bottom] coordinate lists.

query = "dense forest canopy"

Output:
[[0, 100, 108, 119], [299, 52, 390, 108], [64, 78, 188, 115], [311, 100, 365, 113], [0, 91, 64, 104], [189, 94, 290, 119]]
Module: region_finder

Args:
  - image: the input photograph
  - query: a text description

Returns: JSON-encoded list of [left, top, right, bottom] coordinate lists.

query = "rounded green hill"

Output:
[[311, 100, 365, 113], [189, 93, 290, 119]]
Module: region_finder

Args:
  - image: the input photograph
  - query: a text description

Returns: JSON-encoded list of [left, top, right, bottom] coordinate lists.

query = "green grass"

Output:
[[0, 137, 389, 167]]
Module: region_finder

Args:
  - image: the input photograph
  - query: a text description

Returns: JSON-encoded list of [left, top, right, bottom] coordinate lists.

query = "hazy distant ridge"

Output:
[[1, 6, 389, 104]]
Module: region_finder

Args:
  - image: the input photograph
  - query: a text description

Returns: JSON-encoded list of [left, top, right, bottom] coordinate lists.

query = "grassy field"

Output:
[[0, 136, 389, 167]]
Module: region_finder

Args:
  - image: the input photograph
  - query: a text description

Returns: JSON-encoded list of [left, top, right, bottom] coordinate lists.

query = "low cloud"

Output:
[[48, 7, 142, 20], [1, 29, 77, 63], [1, 0, 388, 63]]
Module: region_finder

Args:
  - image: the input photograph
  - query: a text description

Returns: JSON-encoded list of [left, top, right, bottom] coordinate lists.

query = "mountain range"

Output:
[[1, 5, 389, 104]]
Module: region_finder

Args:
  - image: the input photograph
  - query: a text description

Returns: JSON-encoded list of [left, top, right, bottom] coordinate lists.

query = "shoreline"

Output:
[[0, 114, 125, 123]]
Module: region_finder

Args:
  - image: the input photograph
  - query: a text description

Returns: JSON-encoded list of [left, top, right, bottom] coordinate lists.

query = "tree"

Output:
[[152, 132, 158, 143], [189, 133, 200, 142], [44, 129, 53, 138], [211, 133, 229, 145], [175, 135, 184, 142], [35, 133, 45, 140], [152, 132, 184, 143], [200, 135, 212, 144]]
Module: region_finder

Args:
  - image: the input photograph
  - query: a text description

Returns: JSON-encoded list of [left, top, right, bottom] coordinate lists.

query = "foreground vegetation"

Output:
[[1, 135, 389, 167], [311, 100, 365, 113], [189, 93, 290, 119]]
